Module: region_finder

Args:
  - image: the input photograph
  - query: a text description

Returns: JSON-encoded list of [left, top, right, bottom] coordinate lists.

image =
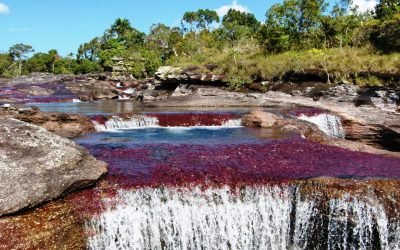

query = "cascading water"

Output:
[[92, 113, 242, 131], [86, 186, 399, 250], [74, 110, 400, 250], [93, 115, 159, 131], [297, 113, 345, 138]]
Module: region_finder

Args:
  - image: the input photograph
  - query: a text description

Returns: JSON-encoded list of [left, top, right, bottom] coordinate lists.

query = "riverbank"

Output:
[[0, 72, 399, 249]]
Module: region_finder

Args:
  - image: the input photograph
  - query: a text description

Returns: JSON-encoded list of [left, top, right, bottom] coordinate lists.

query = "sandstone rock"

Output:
[[0, 107, 95, 138], [241, 110, 281, 128], [0, 198, 86, 249], [0, 118, 107, 216], [91, 89, 118, 100], [171, 84, 194, 97], [155, 66, 181, 81], [154, 66, 226, 90], [19, 86, 55, 96], [242, 110, 400, 158]]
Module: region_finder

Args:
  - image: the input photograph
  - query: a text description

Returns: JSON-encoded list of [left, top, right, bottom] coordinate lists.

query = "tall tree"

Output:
[[371, 1, 400, 52], [77, 37, 102, 61], [196, 9, 220, 31], [375, 0, 400, 19], [48, 49, 60, 73], [108, 18, 134, 38], [9, 43, 34, 75], [222, 9, 260, 33], [264, 0, 327, 50], [182, 11, 198, 32]]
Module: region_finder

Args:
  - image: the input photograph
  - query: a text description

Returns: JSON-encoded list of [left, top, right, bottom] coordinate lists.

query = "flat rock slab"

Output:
[[0, 117, 107, 216]]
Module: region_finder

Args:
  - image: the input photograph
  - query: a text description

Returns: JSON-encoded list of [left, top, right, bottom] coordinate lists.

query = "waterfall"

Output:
[[297, 113, 345, 138], [93, 115, 242, 131], [93, 115, 159, 131], [86, 186, 399, 250], [221, 118, 242, 127]]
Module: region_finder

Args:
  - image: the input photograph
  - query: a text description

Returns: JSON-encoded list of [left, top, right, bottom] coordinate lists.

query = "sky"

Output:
[[0, 0, 378, 56]]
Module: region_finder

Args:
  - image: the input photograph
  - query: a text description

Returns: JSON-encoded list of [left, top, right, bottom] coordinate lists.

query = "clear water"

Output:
[[76, 127, 291, 146], [32, 100, 256, 115], [67, 108, 400, 249]]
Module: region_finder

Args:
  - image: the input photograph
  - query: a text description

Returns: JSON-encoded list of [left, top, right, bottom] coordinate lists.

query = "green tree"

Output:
[[104, 18, 145, 47], [25, 52, 51, 73], [146, 24, 183, 59], [320, 0, 363, 49], [108, 18, 134, 38], [375, 0, 400, 19], [0, 53, 13, 76], [196, 9, 220, 31], [222, 9, 260, 33], [264, 0, 327, 50], [48, 49, 60, 73], [77, 37, 101, 61], [370, 0, 400, 52], [9, 43, 34, 75], [98, 39, 127, 68], [182, 11, 198, 32]]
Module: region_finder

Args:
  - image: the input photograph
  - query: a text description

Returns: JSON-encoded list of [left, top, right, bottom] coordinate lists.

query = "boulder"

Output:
[[242, 110, 400, 158], [171, 84, 194, 97], [241, 110, 281, 128], [91, 89, 118, 100], [155, 66, 181, 81], [0, 106, 96, 138], [0, 118, 107, 216], [154, 66, 226, 90]]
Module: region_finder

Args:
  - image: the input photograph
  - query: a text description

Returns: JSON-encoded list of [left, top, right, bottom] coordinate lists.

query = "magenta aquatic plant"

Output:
[[84, 139, 400, 189], [147, 113, 237, 126], [289, 108, 328, 117]]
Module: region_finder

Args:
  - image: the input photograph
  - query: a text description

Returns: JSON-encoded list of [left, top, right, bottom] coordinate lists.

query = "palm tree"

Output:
[[109, 18, 133, 38]]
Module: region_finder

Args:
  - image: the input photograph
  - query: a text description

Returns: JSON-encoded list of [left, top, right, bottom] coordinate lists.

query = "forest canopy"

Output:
[[1, 0, 399, 87]]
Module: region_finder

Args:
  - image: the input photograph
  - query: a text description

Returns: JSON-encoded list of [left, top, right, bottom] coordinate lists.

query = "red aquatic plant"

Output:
[[147, 113, 237, 126], [82, 139, 400, 190]]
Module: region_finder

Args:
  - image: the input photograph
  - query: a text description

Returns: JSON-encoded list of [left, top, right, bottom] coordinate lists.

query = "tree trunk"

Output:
[[18, 60, 22, 76]]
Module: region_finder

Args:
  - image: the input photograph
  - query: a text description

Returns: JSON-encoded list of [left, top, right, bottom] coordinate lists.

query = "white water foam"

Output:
[[86, 186, 399, 250], [94, 115, 159, 131], [297, 113, 345, 138], [93, 116, 242, 131]]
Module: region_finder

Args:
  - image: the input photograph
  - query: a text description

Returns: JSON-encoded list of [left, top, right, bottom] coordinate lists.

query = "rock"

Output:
[[154, 66, 226, 90], [19, 86, 55, 96], [0, 118, 107, 216], [91, 89, 118, 100], [0, 198, 86, 249], [0, 107, 95, 138], [171, 84, 194, 97], [78, 95, 93, 102], [155, 66, 181, 81], [241, 110, 281, 128], [283, 69, 330, 83], [242, 110, 400, 158]]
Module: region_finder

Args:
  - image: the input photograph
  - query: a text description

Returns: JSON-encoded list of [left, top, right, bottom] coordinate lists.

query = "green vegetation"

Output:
[[0, 0, 399, 88]]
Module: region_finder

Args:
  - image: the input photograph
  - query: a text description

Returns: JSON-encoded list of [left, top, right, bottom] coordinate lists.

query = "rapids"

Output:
[[70, 110, 400, 250], [86, 186, 398, 250]]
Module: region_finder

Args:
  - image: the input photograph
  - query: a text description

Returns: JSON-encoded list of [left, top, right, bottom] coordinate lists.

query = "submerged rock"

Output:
[[0, 118, 107, 216]]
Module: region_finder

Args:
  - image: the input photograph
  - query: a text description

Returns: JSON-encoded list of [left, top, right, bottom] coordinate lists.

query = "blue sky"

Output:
[[0, 0, 377, 56]]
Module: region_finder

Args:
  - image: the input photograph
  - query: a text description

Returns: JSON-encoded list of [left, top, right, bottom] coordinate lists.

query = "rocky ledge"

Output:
[[0, 117, 107, 216], [0, 105, 95, 138]]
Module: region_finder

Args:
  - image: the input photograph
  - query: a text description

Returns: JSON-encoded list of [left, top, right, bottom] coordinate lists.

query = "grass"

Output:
[[168, 46, 400, 88]]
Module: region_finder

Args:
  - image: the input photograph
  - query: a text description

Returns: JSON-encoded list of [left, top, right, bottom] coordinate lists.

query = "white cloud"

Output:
[[352, 0, 378, 13], [0, 3, 10, 14], [216, 0, 249, 17]]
